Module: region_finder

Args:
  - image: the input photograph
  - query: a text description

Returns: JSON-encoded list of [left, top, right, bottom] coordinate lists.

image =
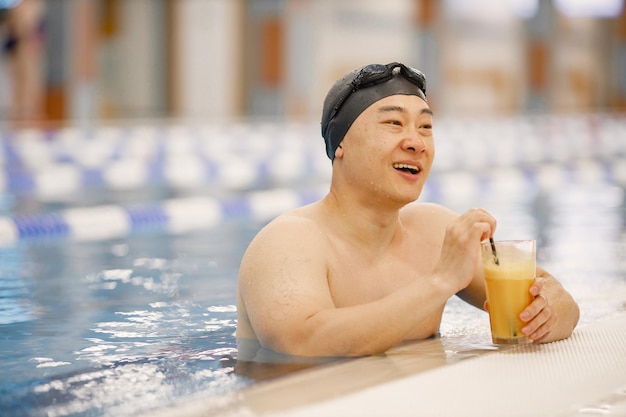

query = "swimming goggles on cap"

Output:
[[328, 62, 427, 123]]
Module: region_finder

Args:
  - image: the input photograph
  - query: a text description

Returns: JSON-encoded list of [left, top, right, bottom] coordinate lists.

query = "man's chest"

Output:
[[326, 242, 439, 307]]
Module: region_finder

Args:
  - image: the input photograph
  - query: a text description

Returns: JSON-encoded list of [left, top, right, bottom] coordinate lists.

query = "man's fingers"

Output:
[[521, 294, 556, 340], [529, 277, 546, 297], [520, 293, 548, 322]]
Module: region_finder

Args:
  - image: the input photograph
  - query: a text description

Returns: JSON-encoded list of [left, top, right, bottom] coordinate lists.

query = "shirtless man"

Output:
[[236, 62, 579, 359]]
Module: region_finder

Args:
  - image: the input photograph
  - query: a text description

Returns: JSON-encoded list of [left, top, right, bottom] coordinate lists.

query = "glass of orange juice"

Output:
[[481, 240, 536, 345]]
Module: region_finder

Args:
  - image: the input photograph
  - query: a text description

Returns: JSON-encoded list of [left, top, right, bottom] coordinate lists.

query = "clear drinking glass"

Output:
[[481, 240, 536, 345]]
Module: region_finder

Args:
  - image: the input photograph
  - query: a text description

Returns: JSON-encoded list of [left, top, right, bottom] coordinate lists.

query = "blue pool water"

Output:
[[0, 116, 625, 416], [0, 231, 255, 416]]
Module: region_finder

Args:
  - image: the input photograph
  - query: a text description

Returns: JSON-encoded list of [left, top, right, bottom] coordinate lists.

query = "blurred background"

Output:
[[0, 0, 625, 129]]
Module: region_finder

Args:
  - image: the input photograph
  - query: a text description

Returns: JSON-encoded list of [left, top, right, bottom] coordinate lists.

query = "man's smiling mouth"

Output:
[[393, 163, 420, 175]]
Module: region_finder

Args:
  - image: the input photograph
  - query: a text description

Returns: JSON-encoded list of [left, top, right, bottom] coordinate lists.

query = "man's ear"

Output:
[[334, 144, 343, 159]]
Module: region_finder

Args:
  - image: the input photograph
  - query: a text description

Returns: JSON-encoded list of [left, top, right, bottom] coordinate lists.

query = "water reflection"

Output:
[[17, 300, 243, 417]]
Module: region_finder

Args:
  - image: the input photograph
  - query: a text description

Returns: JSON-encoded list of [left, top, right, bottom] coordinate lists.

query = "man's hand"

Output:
[[435, 208, 496, 293], [519, 267, 579, 343]]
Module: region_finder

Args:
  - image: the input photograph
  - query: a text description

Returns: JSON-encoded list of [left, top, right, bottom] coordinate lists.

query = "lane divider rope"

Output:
[[0, 157, 624, 248], [0, 188, 326, 248], [1, 116, 624, 198]]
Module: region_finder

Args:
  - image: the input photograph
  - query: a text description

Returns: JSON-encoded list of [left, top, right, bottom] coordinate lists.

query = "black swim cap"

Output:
[[321, 62, 427, 161]]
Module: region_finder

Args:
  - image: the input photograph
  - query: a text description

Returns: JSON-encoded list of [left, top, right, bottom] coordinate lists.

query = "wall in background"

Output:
[[0, 0, 624, 127]]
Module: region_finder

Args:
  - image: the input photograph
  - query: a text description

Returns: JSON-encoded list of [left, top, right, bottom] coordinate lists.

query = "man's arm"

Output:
[[238, 216, 452, 357], [239, 209, 496, 357]]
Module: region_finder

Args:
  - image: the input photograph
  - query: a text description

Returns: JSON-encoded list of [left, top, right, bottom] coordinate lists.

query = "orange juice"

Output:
[[481, 240, 536, 345]]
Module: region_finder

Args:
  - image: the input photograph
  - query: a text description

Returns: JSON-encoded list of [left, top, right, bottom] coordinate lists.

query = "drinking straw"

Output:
[[489, 237, 500, 265]]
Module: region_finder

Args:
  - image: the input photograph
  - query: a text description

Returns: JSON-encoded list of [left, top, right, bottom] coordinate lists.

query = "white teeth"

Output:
[[393, 163, 420, 172]]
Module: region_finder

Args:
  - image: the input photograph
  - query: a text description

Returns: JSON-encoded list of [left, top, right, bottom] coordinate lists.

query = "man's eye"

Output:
[[421, 124, 432, 129], [387, 120, 402, 126]]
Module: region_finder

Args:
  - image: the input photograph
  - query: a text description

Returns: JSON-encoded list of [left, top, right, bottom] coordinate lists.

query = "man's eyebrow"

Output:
[[377, 105, 433, 116], [377, 105, 406, 113]]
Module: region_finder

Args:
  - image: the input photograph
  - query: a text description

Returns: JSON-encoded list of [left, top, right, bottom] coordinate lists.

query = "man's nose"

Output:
[[402, 135, 427, 153]]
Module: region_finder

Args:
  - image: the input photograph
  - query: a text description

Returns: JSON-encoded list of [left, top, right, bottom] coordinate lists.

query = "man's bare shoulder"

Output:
[[401, 202, 458, 229], [242, 204, 326, 260], [258, 204, 321, 236]]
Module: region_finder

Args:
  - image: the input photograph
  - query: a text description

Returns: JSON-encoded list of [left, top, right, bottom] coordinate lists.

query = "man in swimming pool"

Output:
[[236, 62, 580, 359]]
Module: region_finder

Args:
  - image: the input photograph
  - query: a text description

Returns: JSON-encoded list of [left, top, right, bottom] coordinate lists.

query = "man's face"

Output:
[[336, 94, 434, 205]]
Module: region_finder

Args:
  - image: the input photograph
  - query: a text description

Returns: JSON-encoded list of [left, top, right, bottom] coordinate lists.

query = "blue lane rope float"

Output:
[[0, 141, 330, 196], [0, 188, 327, 248], [0, 116, 624, 199]]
